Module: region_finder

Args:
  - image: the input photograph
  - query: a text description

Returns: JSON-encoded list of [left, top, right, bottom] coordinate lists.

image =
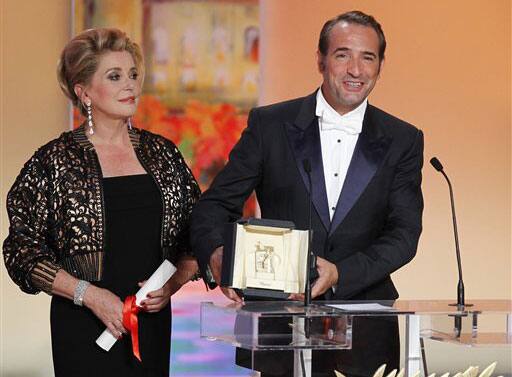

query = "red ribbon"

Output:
[[123, 295, 141, 361]]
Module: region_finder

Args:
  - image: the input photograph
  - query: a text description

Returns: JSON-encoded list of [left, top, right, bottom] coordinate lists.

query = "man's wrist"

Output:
[[209, 246, 223, 266], [332, 265, 340, 292]]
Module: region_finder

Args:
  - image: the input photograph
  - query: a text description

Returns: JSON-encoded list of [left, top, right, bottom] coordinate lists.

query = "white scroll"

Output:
[[95, 260, 177, 351]]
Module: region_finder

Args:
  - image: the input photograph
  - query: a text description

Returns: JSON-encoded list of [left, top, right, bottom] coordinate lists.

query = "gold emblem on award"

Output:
[[254, 241, 282, 278], [223, 221, 309, 296]]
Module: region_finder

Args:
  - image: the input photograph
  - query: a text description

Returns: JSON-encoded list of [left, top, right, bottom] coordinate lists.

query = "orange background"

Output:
[[1, 0, 510, 375]]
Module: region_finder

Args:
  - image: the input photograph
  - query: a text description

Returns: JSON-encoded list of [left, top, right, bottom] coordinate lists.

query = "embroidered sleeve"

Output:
[[3, 154, 61, 295]]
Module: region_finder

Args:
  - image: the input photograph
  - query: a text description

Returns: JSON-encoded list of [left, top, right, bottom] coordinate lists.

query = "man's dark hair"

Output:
[[318, 10, 386, 61]]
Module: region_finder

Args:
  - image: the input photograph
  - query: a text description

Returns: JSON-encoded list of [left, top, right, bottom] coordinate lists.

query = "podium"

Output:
[[200, 300, 511, 377]]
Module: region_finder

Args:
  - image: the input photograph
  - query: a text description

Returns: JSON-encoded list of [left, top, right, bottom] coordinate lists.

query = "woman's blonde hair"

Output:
[[57, 28, 144, 115]]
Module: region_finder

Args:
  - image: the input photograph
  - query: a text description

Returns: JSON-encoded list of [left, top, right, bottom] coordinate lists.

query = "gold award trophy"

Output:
[[222, 219, 309, 298]]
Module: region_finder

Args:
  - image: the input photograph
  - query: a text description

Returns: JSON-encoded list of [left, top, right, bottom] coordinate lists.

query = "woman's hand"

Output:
[[51, 270, 125, 338], [139, 256, 199, 313], [138, 281, 172, 313], [83, 285, 126, 338]]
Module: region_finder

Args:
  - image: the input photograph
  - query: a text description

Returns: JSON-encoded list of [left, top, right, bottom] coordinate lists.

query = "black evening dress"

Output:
[[51, 174, 171, 377]]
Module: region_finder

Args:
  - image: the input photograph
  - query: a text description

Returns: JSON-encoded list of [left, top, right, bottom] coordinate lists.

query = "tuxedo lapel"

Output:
[[285, 93, 330, 231], [329, 105, 392, 235]]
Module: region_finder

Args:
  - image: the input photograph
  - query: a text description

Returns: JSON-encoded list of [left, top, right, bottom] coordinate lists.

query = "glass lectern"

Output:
[[200, 300, 511, 377]]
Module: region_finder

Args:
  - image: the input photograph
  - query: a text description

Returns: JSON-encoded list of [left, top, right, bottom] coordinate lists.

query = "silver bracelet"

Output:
[[73, 280, 90, 306]]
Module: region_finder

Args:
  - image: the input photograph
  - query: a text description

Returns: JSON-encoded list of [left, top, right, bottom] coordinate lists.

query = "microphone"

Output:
[[302, 159, 316, 344], [430, 157, 470, 336], [430, 157, 443, 172], [302, 159, 314, 308]]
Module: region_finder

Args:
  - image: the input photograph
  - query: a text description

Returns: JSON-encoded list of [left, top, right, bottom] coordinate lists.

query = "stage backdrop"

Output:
[[73, 0, 259, 214]]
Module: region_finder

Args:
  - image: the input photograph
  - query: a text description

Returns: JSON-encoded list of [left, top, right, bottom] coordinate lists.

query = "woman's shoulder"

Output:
[[30, 129, 79, 166], [136, 128, 194, 174], [9, 130, 78, 187], [137, 128, 180, 153], [138, 127, 174, 144]]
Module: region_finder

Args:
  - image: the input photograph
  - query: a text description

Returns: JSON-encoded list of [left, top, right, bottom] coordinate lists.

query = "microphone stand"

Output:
[[304, 161, 314, 308], [430, 157, 471, 337], [302, 160, 315, 341], [439, 168, 466, 308]]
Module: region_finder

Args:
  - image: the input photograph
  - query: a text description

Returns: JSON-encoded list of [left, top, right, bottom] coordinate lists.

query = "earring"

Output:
[[127, 117, 133, 130], [85, 100, 94, 135]]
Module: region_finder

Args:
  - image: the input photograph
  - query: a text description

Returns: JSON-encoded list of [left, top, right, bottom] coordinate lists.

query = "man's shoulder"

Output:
[[368, 104, 420, 135], [255, 96, 308, 113], [251, 93, 315, 121]]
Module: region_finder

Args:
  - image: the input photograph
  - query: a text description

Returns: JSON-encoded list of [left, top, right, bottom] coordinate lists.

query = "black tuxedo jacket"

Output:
[[191, 91, 423, 301]]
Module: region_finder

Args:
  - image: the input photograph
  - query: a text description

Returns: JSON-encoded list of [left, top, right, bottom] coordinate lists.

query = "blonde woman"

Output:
[[3, 28, 200, 376]]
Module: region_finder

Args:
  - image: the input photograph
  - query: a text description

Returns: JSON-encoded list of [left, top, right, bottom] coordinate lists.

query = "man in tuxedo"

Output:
[[191, 10, 423, 377]]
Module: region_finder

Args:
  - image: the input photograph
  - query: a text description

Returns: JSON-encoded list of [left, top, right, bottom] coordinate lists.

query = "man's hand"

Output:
[[210, 246, 242, 302], [288, 256, 339, 301], [311, 256, 339, 298]]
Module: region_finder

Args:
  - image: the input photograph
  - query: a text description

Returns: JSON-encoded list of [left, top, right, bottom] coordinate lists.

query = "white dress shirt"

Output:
[[315, 88, 367, 220]]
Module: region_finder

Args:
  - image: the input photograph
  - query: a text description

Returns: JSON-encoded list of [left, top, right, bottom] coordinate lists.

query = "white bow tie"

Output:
[[320, 112, 362, 135]]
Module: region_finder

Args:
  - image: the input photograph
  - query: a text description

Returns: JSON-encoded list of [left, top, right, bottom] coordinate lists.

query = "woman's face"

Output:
[[82, 50, 142, 120]]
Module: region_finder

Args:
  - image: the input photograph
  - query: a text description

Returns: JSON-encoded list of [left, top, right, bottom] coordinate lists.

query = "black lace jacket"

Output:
[[3, 126, 200, 295]]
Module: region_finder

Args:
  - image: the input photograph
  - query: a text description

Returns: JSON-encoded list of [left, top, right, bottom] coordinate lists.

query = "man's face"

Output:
[[318, 21, 383, 114]]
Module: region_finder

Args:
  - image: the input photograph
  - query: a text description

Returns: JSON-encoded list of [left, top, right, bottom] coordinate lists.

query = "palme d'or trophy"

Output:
[[221, 218, 309, 299]]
